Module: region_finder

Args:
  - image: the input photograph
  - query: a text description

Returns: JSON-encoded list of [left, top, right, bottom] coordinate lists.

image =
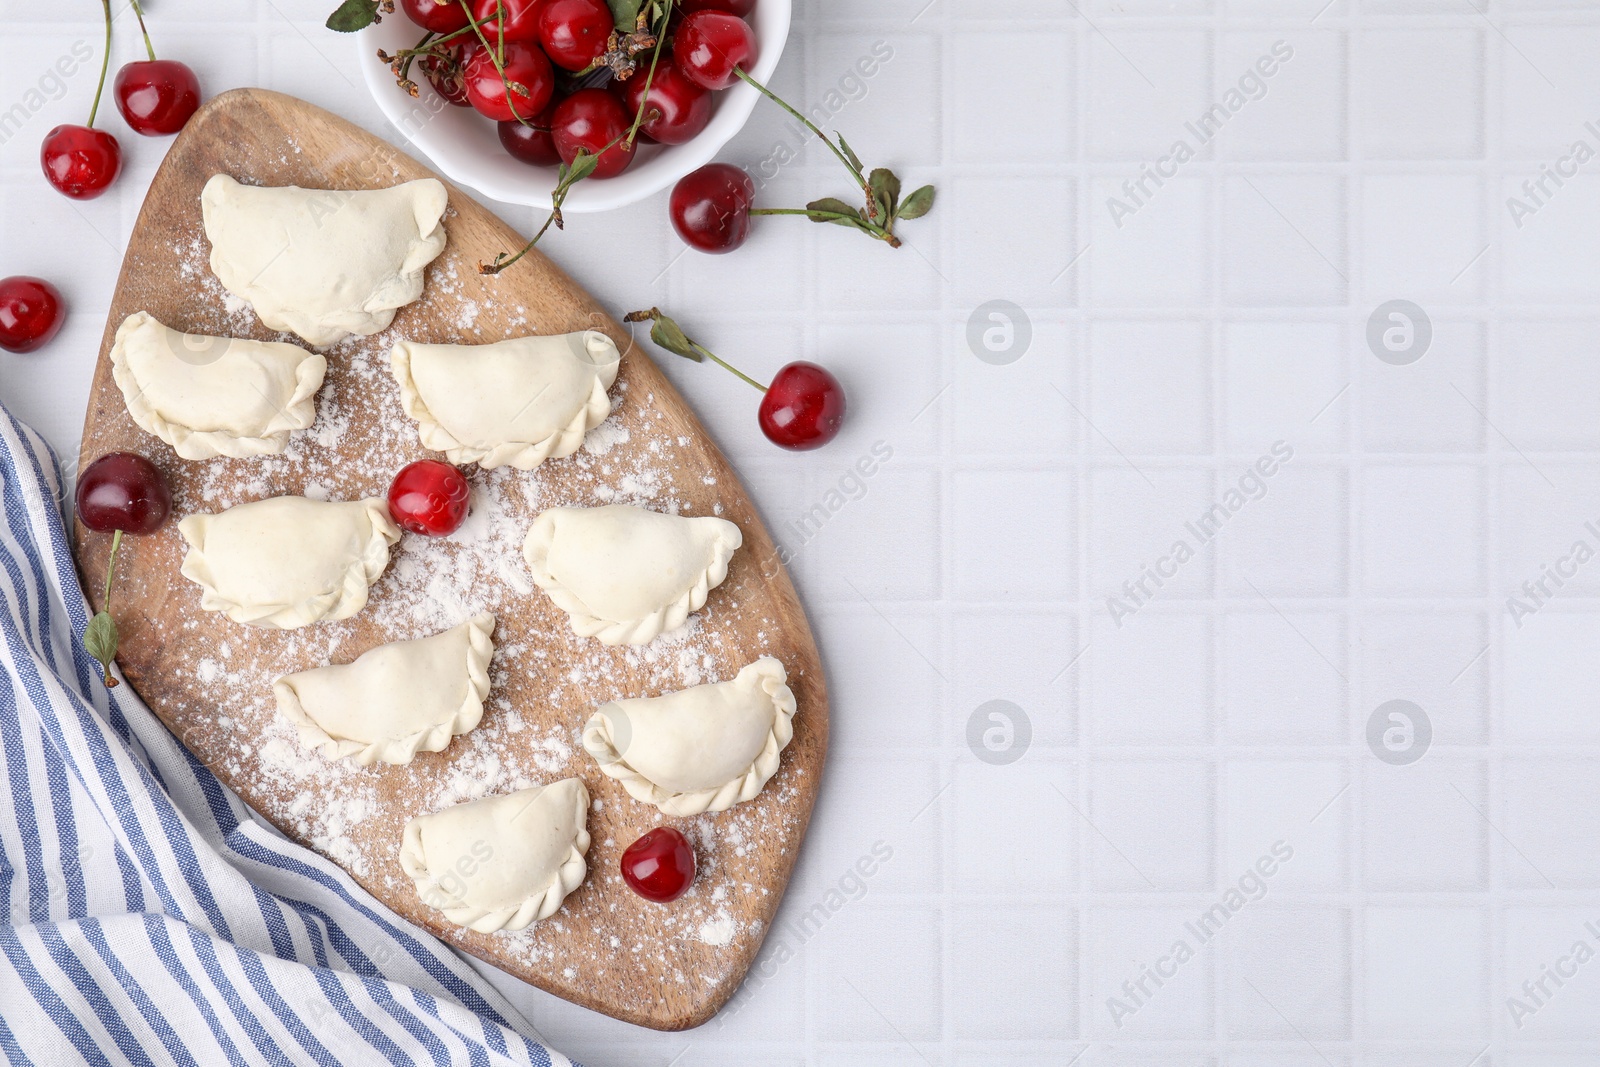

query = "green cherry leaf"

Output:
[[648, 314, 701, 362], [805, 197, 864, 228], [83, 611, 120, 688], [897, 184, 936, 221], [325, 0, 380, 32], [564, 151, 600, 185], [607, 0, 645, 28], [624, 309, 702, 362], [869, 167, 901, 221], [835, 134, 865, 174]]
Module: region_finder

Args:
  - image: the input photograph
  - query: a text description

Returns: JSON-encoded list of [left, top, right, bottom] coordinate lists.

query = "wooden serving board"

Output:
[[72, 88, 828, 1032]]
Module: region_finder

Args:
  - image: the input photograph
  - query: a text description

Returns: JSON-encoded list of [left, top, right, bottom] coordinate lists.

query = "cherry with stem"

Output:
[[115, 0, 203, 136], [456, 0, 541, 124], [75, 452, 173, 688], [40, 0, 123, 199], [625, 307, 847, 450]]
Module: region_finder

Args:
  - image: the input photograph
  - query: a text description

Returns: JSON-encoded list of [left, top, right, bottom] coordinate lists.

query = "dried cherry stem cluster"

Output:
[[378, 15, 493, 96]]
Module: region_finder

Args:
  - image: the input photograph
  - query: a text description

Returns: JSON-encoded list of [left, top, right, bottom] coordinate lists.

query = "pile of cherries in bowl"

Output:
[[400, 0, 757, 180]]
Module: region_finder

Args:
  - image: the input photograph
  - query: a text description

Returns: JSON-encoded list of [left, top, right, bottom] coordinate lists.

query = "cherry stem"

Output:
[[623, 0, 673, 146], [480, 115, 651, 274], [481, 0, 672, 275], [456, 0, 532, 125], [129, 0, 158, 62], [102, 529, 122, 613], [427, 18, 492, 46], [395, 14, 490, 59], [485, 203, 561, 274], [625, 309, 768, 393], [748, 206, 901, 247], [392, 29, 437, 85], [693, 342, 766, 393], [733, 67, 871, 199], [88, 0, 113, 128]]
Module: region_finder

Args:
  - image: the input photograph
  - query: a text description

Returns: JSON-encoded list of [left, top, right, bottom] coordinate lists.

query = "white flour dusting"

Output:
[[125, 220, 804, 1006]]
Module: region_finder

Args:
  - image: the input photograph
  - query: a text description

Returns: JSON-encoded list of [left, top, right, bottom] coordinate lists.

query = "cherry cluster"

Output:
[[389, 0, 756, 181], [8, 3, 202, 354], [41, 0, 201, 201]]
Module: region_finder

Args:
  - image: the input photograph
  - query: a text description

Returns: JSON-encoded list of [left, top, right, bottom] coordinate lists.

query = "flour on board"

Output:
[[127, 228, 801, 998]]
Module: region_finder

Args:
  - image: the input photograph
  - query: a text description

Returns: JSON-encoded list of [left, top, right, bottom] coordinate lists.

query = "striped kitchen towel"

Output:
[[0, 402, 574, 1067]]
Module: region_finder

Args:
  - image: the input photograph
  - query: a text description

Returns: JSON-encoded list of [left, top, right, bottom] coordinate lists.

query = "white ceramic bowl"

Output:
[[356, 4, 790, 213]]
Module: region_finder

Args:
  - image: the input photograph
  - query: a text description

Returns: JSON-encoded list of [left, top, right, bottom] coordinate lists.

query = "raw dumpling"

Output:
[[110, 311, 326, 460], [274, 614, 494, 766], [401, 779, 590, 933], [583, 657, 797, 816], [179, 497, 401, 629], [390, 331, 621, 470], [524, 504, 741, 646], [201, 174, 449, 346]]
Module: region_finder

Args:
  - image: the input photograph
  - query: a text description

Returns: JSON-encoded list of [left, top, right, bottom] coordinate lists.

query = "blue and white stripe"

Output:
[[0, 401, 575, 1067]]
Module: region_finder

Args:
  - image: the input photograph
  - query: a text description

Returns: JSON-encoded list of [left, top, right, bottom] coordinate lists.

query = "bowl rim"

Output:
[[355, 3, 791, 213]]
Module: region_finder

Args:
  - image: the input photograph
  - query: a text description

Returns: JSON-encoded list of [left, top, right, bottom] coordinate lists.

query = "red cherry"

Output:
[[551, 88, 636, 179], [498, 105, 562, 166], [620, 827, 696, 903], [621, 64, 712, 146], [401, 0, 473, 33], [471, 0, 547, 44], [465, 40, 554, 122], [669, 163, 754, 253], [759, 362, 845, 450], [75, 453, 172, 535], [388, 460, 471, 537], [422, 42, 477, 107], [113, 59, 202, 136], [680, 0, 756, 14], [0, 277, 66, 354], [40, 124, 122, 200], [673, 11, 757, 91], [538, 0, 613, 72]]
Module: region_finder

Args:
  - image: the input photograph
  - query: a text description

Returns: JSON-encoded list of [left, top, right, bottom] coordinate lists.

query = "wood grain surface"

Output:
[[71, 88, 828, 1032]]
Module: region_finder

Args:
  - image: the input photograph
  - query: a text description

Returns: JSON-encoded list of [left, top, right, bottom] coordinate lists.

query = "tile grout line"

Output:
[[1072, 5, 1093, 1051], [931, 3, 957, 1062], [1345, 0, 1367, 1046], [1205, 14, 1228, 1047], [1483, 4, 1507, 1055]]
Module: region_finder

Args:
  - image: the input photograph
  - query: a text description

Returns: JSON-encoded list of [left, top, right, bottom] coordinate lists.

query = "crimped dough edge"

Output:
[[201, 174, 449, 347], [399, 779, 591, 933], [110, 311, 326, 461], [272, 613, 495, 767], [522, 507, 742, 647], [389, 331, 621, 471], [177, 497, 401, 629], [582, 657, 798, 817]]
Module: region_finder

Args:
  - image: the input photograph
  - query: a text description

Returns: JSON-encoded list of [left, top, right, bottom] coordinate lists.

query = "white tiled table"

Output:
[[6, 0, 1600, 1063]]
